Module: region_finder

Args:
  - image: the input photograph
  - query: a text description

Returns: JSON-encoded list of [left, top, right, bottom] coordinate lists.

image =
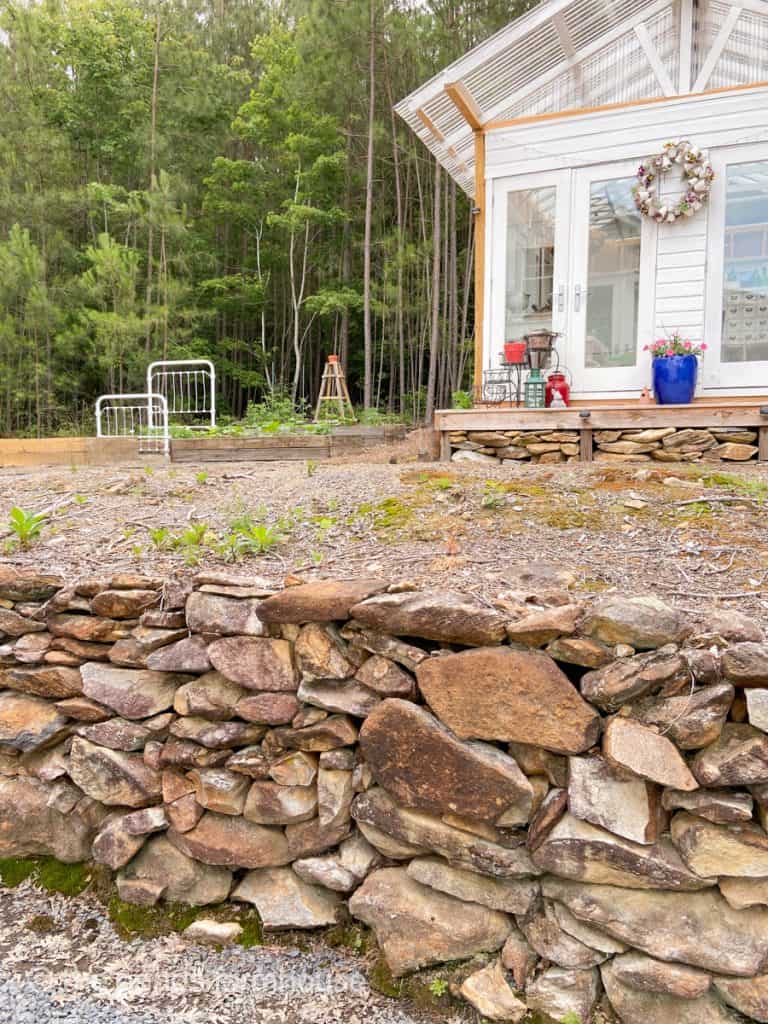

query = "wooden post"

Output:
[[580, 427, 593, 462], [473, 130, 486, 401], [440, 431, 451, 462], [759, 425, 768, 462]]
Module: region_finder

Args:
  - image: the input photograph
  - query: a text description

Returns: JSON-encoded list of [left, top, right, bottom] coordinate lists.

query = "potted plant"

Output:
[[644, 333, 707, 405]]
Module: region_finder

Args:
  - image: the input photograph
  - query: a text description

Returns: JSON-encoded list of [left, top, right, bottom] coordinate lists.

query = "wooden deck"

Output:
[[435, 397, 768, 462]]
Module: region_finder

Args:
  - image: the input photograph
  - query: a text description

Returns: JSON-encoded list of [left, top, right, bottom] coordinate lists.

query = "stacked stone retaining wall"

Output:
[[2, 565, 768, 1022], [450, 426, 761, 465]]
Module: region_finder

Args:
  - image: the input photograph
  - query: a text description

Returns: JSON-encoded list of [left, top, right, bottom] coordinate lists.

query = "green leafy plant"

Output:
[[310, 549, 323, 566], [235, 522, 282, 556], [451, 389, 473, 409], [428, 978, 449, 998], [481, 482, 507, 510], [74, 493, 89, 505], [7, 507, 48, 548], [306, 459, 317, 477], [195, 471, 209, 485], [559, 1013, 582, 1024], [149, 526, 173, 551]]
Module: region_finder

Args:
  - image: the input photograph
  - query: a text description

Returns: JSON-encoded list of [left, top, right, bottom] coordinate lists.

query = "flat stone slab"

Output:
[[602, 960, 738, 1024], [662, 787, 753, 824], [117, 834, 232, 905], [610, 952, 711, 999], [526, 967, 601, 1024], [714, 973, 768, 1021], [532, 813, 714, 890], [81, 663, 187, 719], [603, 717, 698, 791], [0, 692, 69, 752], [692, 724, 768, 786], [671, 811, 768, 878], [627, 684, 734, 749], [568, 754, 662, 845], [544, 876, 768, 976], [416, 647, 600, 755], [257, 579, 388, 623], [232, 866, 342, 928], [349, 867, 511, 976], [406, 855, 539, 914], [168, 811, 292, 869], [69, 737, 161, 807], [185, 592, 267, 636], [207, 637, 297, 691], [359, 699, 533, 824], [349, 590, 508, 646], [582, 595, 688, 649]]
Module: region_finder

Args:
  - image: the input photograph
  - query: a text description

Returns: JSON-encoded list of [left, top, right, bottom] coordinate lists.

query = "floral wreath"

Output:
[[633, 140, 715, 224]]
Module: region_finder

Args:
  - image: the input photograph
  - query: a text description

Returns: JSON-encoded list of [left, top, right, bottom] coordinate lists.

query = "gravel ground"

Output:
[[3, 447, 768, 612], [0, 882, 464, 1024]]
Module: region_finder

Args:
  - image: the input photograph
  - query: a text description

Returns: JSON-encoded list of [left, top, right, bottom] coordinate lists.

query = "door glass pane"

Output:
[[722, 161, 768, 363], [585, 178, 641, 369], [505, 187, 556, 340]]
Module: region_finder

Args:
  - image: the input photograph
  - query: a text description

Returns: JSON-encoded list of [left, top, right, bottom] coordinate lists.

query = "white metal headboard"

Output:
[[147, 359, 216, 430]]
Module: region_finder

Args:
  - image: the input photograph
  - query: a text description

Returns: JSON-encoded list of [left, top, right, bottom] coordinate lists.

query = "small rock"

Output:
[[117, 833, 231, 905], [627, 683, 734, 749], [91, 589, 158, 619], [146, 636, 212, 674], [602, 959, 734, 1023], [185, 591, 267, 636], [349, 590, 508, 646], [81, 662, 186, 720], [233, 866, 342, 928], [318, 767, 353, 829], [295, 623, 358, 680], [568, 754, 663, 845], [406, 855, 539, 914], [69, 737, 162, 807], [354, 655, 416, 698], [269, 750, 318, 787], [747, 689, 768, 732], [691, 724, 768, 786], [610, 951, 711, 998], [272, 714, 358, 751], [169, 716, 265, 749], [500, 926, 539, 989], [520, 900, 608, 968], [722, 642, 768, 685], [1, 664, 83, 700], [459, 960, 527, 1022], [603, 717, 698, 791], [257, 579, 388, 623], [671, 811, 768, 877], [292, 855, 358, 893], [168, 811, 292, 868], [297, 677, 380, 717], [505, 605, 582, 647], [189, 768, 250, 815], [583, 595, 688, 649], [244, 781, 318, 825], [92, 815, 146, 869], [174, 672, 246, 720], [236, 692, 300, 725], [0, 692, 69, 752], [662, 787, 753, 824], [77, 716, 151, 751], [526, 966, 601, 1023], [53, 696, 110, 722], [0, 776, 92, 861], [350, 867, 511, 976], [183, 919, 243, 945], [580, 648, 688, 710], [546, 636, 614, 668], [719, 876, 768, 909], [0, 607, 47, 638], [207, 637, 297, 690], [226, 745, 270, 779]]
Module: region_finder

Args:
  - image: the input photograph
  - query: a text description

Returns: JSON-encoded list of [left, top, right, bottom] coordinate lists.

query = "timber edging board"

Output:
[[170, 425, 406, 464], [434, 405, 768, 463]]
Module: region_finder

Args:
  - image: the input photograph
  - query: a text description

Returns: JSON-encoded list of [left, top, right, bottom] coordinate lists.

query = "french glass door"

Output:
[[491, 165, 652, 393], [567, 163, 654, 393], [490, 170, 571, 371], [705, 143, 768, 389]]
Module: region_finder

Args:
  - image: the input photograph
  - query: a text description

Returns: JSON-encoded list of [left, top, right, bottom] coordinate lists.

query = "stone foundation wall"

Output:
[[2, 566, 768, 1022], [449, 427, 761, 464]]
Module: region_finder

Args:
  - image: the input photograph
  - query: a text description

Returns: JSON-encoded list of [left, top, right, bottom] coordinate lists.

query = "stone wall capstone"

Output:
[[2, 564, 768, 1022]]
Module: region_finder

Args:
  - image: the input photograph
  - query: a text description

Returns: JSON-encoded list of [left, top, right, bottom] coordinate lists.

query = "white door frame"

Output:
[[568, 161, 657, 394], [704, 141, 768, 390], [488, 169, 572, 372]]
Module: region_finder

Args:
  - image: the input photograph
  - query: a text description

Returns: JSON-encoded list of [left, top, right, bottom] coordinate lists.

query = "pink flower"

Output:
[[643, 344, 649, 351], [683, 340, 692, 349], [700, 343, 708, 351], [666, 349, 674, 356]]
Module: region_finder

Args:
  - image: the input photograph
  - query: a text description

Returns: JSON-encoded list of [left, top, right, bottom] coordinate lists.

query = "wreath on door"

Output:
[[633, 140, 715, 224]]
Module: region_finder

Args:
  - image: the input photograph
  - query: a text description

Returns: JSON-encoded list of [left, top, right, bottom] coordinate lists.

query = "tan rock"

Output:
[[272, 714, 358, 751], [233, 866, 342, 927], [544, 876, 768, 975], [284, 816, 351, 859], [294, 623, 358, 680], [604, 717, 698, 790], [340, 622, 430, 671], [416, 647, 600, 755], [350, 867, 511, 976], [601, 960, 733, 1023], [532, 813, 713, 890], [48, 613, 129, 643], [189, 768, 250, 815], [146, 636, 212, 673], [359, 699, 533, 824], [257, 579, 388, 623], [244, 780, 317, 824], [354, 655, 416, 698], [69, 737, 162, 807], [351, 787, 539, 878], [318, 767, 353, 829], [662, 787, 753, 824], [1, 664, 82, 699], [500, 926, 539, 988], [552, 902, 628, 954], [185, 591, 266, 636], [169, 716, 265, 749], [297, 677, 379, 717], [0, 567, 61, 602], [715, 442, 758, 461], [407, 856, 538, 914], [117, 833, 231, 905], [76, 716, 150, 751], [568, 754, 663, 845], [349, 590, 507, 646], [506, 605, 583, 647], [174, 672, 246, 719], [520, 900, 608, 969], [235, 692, 299, 725], [610, 951, 711, 998], [526, 967, 601, 1023], [628, 683, 734, 749], [507, 742, 567, 786], [91, 589, 158, 619], [0, 776, 92, 861], [580, 648, 688, 710], [583, 595, 688, 649], [691, 724, 768, 786], [207, 636, 297, 690], [0, 692, 69, 752], [268, 750, 318, 787], [719, 876, 768, 909], [54, 696, 110, 722], [168, 811, 291, 869], [81, 662, 186, 719], [723, 642, 768, 686], [460, 961, 527, 1022], [671, 811, 768, 878], [183, 920, 242, 945]]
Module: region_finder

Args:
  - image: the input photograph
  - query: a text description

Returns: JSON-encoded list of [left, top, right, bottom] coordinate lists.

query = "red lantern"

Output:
[[545, 371, 570, 407], [504, 341, 527, 365]]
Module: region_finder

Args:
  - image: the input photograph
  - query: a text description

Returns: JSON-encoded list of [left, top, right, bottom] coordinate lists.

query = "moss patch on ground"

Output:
[[107, 896, 263, 945], [0, 856, 91, 895]]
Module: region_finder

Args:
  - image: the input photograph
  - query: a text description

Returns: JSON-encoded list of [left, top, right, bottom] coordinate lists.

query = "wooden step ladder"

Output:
[[314, 355, 357, 423]]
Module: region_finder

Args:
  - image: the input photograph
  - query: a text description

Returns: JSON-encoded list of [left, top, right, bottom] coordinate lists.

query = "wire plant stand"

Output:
[[95, 393, 170, 456]]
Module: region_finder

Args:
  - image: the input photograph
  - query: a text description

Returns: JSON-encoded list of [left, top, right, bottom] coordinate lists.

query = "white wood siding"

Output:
[[483, 86, 768, 395]]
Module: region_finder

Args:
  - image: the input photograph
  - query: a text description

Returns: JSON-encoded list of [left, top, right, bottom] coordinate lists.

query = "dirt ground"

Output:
[[2, 440, 768, 614]]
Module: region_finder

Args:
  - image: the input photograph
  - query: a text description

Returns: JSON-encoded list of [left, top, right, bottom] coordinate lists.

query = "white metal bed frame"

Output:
[[95, 393, 170, 457], [147, 359, 216, 430]]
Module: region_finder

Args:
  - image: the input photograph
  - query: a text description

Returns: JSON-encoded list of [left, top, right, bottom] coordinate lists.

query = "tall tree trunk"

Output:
[[425, 161, 441, 424], [144, 10, 161, 353], [362, 0, 376, 409]]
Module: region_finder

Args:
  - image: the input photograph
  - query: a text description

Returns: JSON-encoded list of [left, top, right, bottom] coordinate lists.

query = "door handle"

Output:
[[557, 284, 566, 313], [574, 284, 583, 313]]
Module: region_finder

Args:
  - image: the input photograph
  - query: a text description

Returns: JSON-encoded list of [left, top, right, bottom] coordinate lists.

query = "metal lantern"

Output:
[[524, 330, 559, 370], [524, 368, 546, 408]]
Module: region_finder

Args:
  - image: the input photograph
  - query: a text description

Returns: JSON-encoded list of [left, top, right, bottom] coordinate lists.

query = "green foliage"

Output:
[[195, 471, 209, 485], [451, 389, 473, 409], [428, 978, 449, 997], [559, 1014, 583, 1024], [481, 481, 507, 510], [0, 858, 37, 888], [7, 507, 48, 548], [306, 459, 317, 477], [149, 526, 173, 551], [0, 857, 90, 895]]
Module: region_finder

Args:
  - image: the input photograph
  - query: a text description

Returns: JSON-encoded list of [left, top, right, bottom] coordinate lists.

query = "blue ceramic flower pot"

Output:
[[652, 354, 698, 405]]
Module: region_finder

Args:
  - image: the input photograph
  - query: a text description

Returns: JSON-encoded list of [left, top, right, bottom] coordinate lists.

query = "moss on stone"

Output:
[[0, 857, 37, 888], [369, 957, 403, 998], [36, 858, 91, 896], [107, 897, 201, 940], [323, 922, 370, 955]]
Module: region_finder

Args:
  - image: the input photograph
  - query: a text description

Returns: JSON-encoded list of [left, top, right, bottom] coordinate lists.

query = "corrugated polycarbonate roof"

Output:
[[396, 0, 768, 196]]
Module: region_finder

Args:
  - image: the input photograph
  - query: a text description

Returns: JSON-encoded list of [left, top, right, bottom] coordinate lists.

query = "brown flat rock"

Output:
[[604, 717, 698, 790], [416, 647, 599, 755], [168, 811, 292, 869], [349, 590, 508, 646], [257, 579, 388, 623], [207, 637, 297, 691]]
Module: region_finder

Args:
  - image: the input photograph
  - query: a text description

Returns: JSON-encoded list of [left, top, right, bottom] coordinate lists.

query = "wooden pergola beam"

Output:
[[416, 108, 445, 141], [444, 82, 484, 131]]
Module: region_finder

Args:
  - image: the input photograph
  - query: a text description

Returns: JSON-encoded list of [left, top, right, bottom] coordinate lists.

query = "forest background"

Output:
[[0, 0, 532, 436]]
